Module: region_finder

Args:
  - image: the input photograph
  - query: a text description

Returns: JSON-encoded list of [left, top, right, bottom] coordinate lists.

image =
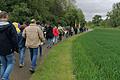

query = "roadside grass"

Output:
[[72, 29, 120, 80], [30, 35, 79, 80]]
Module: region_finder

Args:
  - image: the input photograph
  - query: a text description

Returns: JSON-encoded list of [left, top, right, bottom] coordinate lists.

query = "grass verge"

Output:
[[30, 35, 80, 80]]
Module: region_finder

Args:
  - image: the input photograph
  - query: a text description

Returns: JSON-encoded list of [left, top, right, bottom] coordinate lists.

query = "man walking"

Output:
[[0, 11, 18, 80], [22, 19, 45, 73]]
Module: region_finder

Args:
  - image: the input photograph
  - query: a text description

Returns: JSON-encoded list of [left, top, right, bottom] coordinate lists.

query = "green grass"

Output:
[[72, 29, 120, 80], [30, 35, 79, 80]]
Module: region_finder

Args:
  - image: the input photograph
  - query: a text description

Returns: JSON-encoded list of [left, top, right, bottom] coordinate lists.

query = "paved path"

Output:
[[11, 45, 49, 80]]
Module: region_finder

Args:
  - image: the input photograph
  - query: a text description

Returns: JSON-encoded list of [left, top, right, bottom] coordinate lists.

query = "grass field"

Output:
[[31, 29, 120, 80], [72, 29, 120, 80]]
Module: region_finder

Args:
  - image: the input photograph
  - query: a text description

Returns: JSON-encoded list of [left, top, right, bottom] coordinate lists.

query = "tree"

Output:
[[107, 2, 120, 27], [10, 3, 32, 23], [92, 15, 102, 26], [64, 5, 85, 27], [0, 0, 85, 26]]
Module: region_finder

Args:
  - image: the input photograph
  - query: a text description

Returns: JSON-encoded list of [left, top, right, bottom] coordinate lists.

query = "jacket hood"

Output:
[[30, 23, 37, 26], [0, 21, 10, 31]]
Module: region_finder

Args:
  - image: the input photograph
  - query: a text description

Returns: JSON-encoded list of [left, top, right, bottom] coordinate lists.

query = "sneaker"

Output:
[[0, 64, 2, 66], [29, 68, 35, 74], [47, 46, 49, 48], [19, 64, 24, 68]]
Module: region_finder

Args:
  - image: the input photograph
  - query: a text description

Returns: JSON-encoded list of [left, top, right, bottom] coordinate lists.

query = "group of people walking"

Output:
[[0, 11, 65, 80], [0, 11, 46, 80], [0, 11, 88, 80]]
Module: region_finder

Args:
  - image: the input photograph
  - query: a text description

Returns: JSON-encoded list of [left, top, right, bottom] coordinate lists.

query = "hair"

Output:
[[36, 21, 40, 25], [31, 19, 36, 23], [0, 11, 8, 19], [19, 25, 26, 31], [24, 21, 30, 26]]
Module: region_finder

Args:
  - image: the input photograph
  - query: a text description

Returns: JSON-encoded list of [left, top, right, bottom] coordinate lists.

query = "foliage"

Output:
[[64, 5, 85, 27], [92, 15, 102, 26], [87, 21, 95, 28], [0, 0, 85, 26], [10, 3, 31, 23], [107, 2, 120, 27], [90, 2, 120, 28]]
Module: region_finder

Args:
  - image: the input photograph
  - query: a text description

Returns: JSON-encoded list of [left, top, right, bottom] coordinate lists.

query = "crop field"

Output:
[[72, 29, 120, 80]]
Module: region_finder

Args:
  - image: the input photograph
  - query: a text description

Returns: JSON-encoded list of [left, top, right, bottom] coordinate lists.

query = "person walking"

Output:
[[53, 26, 59, 44], [46, 24, 54, 48], [36, 21, 44, 57], [18, 22, 29, 68], [0, 11, 18, 80], [12, 22, 21, 34], [58, 25, 64, 41], [22, 19, 45, 73], [74, 26, 78, 34], [69, 26, 74, 36]]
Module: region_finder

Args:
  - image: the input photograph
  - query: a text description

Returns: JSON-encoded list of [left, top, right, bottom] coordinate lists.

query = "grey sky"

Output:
[[76, 0, 120, 21]]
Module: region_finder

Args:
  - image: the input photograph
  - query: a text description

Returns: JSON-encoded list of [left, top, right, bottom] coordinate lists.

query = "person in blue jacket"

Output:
[[18, 22, 29, 68]]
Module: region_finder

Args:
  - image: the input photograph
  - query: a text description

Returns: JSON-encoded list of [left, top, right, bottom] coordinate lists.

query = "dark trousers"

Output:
[[39, 46, 42, 57]]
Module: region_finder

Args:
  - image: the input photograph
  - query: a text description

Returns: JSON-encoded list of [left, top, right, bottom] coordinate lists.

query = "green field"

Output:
[[72, 29, 120, 80], [31, 29, 120, 80]]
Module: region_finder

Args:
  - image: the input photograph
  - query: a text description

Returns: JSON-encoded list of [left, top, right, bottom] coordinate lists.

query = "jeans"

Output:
[[47, 38, 53, 48], [19, 47, 26, 65], [29, 48, 38, 70], [0, 54, 15, 80], [0, 56, 1, 71], [59, 34, 63, 41], [53, 36, 58, 44]]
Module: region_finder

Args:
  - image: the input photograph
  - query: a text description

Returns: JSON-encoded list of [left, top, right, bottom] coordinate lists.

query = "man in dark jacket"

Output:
[[46, 24, 54, 48], [0, 11, 18, 80]]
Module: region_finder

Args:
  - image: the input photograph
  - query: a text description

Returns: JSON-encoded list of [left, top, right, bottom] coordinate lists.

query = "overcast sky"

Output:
[[76, 0, 120, 21]]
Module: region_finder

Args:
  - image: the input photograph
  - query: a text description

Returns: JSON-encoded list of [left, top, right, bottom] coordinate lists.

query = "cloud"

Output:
[[76, 0, 120, 21]]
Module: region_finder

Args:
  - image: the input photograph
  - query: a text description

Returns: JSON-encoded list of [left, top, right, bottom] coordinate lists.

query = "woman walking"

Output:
[[53, 26, 59, 44]]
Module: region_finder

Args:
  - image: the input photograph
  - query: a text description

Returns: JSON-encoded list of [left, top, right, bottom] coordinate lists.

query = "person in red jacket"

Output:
[[53, 26, 59, 44]]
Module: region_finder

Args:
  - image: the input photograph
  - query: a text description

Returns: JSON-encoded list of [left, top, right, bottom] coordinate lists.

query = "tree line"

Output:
[[89, 2, 120, 28], [0, 0, 85, 27]]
